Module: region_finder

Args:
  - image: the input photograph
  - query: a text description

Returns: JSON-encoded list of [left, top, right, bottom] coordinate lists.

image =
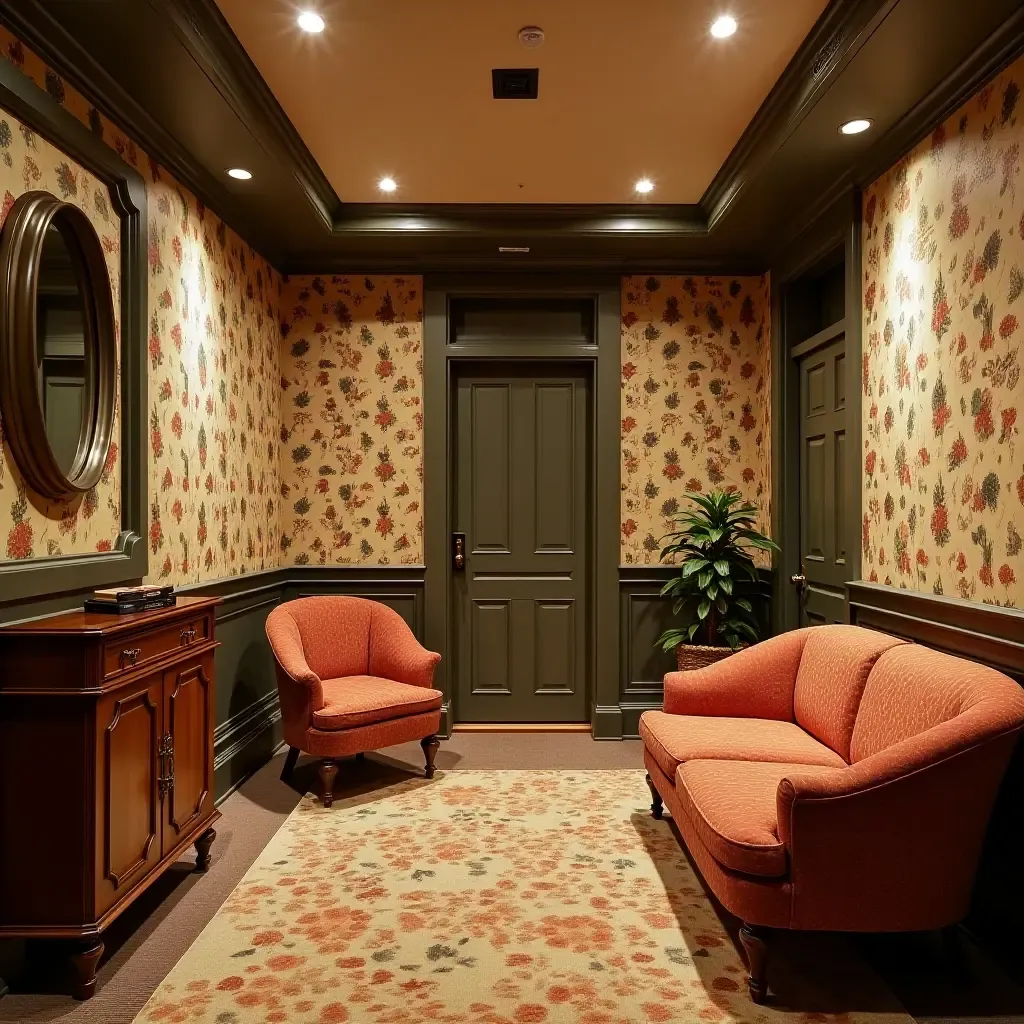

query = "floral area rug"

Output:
[[133, 771, 912, 1024]]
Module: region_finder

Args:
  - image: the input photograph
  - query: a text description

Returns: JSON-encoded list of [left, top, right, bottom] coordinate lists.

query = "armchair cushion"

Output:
[[639, 711, 846, 780], [313, 676, 443, 731], [676, 759, 841, 878], [793, 625, 907, 761]]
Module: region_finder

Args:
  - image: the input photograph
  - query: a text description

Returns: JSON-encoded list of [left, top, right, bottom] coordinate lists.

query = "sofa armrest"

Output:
[[369, 606, 441, 688], [266, 610, 324, 715], [776, 713, 1023, 930], [662, 629, 809, 719]]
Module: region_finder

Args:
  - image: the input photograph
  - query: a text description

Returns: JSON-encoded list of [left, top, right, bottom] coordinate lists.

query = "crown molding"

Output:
[[0, 1, 284, 265], [772, 4, 1024, 258]]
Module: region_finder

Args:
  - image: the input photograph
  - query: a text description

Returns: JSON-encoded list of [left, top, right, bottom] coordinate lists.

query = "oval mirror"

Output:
[[0, 191, 115, 500]]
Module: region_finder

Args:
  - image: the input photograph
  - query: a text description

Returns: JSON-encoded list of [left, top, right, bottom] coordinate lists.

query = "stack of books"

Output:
[[84, 585, 176, 615]]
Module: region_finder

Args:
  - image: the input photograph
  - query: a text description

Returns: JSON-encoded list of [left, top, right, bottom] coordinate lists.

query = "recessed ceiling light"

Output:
[[839, 118, 873, 135], [710, 14, 737, 39], [378, 177, 397, 193], [635, 178, 654, 195], [227, 167, 252, 180], [297, 10, 325, 33]]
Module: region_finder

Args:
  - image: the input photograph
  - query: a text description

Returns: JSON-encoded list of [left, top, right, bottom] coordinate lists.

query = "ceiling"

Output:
[[5, 0, 1023, 270], [213, 0, 829, 205]]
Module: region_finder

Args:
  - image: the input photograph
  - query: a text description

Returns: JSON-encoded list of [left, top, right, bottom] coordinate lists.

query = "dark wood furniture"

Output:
[[0, 596, 220, 999]]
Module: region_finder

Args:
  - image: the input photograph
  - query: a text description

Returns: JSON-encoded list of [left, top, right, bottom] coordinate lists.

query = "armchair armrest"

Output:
[[369, 605, 441, 688], [776, 712, 1023, 930], [663, 629, 809, 720]]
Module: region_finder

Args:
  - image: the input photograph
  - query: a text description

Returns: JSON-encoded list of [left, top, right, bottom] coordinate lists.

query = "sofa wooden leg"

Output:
[[319, 759, 339, 808], [421, 735, 440, 778], [281, 745, 300, 782], [646, 773, 664, 819], [739, 923, 770, 1003]]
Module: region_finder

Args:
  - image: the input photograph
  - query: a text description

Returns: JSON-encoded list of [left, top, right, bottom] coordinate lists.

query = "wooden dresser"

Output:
[[0, 596, 220, 999]]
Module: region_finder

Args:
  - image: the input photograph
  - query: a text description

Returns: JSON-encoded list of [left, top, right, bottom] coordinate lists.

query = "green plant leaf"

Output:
[[713, 559, 730, 576], [697, 598, 711, 620]]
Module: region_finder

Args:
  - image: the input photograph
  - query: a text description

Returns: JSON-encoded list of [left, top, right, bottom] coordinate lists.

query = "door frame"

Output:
[[770, 192, 863, 632], [423, 276, 621, 738]]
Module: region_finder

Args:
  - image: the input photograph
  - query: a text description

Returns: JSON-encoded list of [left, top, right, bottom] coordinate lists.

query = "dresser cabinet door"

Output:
[[162, 653, 215, 856], [95, 675, 163, 916]]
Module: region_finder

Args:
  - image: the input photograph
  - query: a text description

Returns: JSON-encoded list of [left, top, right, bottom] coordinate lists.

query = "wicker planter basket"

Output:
[[675, 643, 737, 672]]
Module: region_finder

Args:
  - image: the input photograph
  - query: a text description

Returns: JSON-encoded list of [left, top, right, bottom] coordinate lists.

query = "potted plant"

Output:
[[657, 489, 779, 671]]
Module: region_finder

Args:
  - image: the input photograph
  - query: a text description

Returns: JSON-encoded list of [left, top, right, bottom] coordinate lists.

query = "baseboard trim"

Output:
[[213, 689, 282, 771], [216, 740, 288, 806], [452, 723, 592, 733]]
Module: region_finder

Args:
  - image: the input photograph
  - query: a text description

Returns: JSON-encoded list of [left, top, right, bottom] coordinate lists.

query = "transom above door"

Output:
[[452, 362, 591, 723]]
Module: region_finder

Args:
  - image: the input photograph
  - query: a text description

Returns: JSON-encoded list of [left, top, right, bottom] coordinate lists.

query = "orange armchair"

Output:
[[266, 596, 443, 806], [640, 625, 1024, 1002]]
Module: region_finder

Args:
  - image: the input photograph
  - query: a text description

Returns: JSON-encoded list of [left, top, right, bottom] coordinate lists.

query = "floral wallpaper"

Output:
[[861, 53, 1023, 607], [279, 275, 424, 565], [0, 107, 123, 560], [0, 27, 283, 584], [620, 275, 772, 565]]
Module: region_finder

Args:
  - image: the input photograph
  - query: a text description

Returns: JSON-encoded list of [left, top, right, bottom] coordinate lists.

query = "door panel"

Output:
[[95, 676, 162, 915], [454, 364, 589, 722], [797, 336, 849, 625], [163, 654, 214, 854]]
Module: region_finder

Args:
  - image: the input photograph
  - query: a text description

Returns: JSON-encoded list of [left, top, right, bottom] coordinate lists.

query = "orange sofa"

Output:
[[640, 624, 1024, 1002], [266, 596, 443, 806]]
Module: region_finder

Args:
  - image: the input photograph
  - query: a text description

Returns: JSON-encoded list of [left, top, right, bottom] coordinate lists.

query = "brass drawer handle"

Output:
[[120, 647, 142, 668], [179, 627, 197, 645]]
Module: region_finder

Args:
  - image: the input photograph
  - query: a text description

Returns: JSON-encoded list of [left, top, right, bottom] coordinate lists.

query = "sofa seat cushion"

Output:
[[676, 759, 843, 877], [639, 711, 847, 779], [314, 676, 443, 730]]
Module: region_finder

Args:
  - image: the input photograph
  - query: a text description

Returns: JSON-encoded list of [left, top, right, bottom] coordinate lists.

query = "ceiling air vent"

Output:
[[492, 68, 539, 100]]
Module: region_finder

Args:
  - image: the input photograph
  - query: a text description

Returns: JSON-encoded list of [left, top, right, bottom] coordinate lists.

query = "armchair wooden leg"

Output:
[[739, 923, 770, 1004], [281, 745, 300, 782], [646, 773, 664, 819], [421, 735, 440, 778], [319, 759, 339, 808]]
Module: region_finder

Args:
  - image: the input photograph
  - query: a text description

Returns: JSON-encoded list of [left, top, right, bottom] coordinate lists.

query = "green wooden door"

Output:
[[797, 335, 849, 625], [453, 363, 590, 722]]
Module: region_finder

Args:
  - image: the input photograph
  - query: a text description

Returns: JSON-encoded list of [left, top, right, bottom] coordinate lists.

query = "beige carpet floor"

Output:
[[0, 734, 1021, 1022]]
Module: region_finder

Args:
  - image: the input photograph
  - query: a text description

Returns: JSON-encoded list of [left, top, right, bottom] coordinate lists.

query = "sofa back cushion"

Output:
[[793, 625, 907, 761], [851, 643, 1023, 762], [280, 596, 373, 680]]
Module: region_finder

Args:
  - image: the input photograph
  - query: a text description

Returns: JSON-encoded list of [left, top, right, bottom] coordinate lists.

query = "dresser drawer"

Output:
[[102, 614, 211, 679]]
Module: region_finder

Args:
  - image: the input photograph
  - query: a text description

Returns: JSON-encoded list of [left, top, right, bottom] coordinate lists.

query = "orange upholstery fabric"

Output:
[[265, 596, 442, 760], [850, 642, 1024, 761], [639, 711, 845, 780], [641, 624, 1024, 935], [663, 629, 809, 720], [676, 759, 841, 877], [314, 676, 443, 730], [792, 625, 906, 760], [644, 751, 793, 928]]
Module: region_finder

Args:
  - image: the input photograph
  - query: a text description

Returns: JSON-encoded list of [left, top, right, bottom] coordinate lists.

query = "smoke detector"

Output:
[[518, 26, 544, 48]]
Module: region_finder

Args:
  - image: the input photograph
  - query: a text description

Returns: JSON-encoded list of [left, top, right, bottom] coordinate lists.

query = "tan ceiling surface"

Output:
[[215, 0, 829, 205]]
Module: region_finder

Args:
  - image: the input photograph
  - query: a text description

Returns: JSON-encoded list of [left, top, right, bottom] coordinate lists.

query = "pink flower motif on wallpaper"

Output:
[[619, 275, 772, 565], [861, 54, 1023, 607]]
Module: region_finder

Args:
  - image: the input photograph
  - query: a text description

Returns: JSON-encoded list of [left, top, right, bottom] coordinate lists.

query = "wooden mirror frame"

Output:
[[0, 191, 117, 500]]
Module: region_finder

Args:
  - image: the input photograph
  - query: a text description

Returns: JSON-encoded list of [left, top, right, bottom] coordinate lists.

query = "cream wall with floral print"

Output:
[[279, 275, 423, 565], [0, 107, 123, 559], [861, 54, 1023, 607], [0, 28, 282, 585], [620, 275, 772, 565]]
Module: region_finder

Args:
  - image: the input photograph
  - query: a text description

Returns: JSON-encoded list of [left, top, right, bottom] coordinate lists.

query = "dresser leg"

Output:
[[319, 759, 339, 807], [194, 828, 217, 872], [69, 939, 103, 1000]]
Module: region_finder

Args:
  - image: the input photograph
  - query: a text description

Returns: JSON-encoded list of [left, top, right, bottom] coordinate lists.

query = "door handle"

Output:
[[452, 533, 466, 571], [790, 564, 807, 589]]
